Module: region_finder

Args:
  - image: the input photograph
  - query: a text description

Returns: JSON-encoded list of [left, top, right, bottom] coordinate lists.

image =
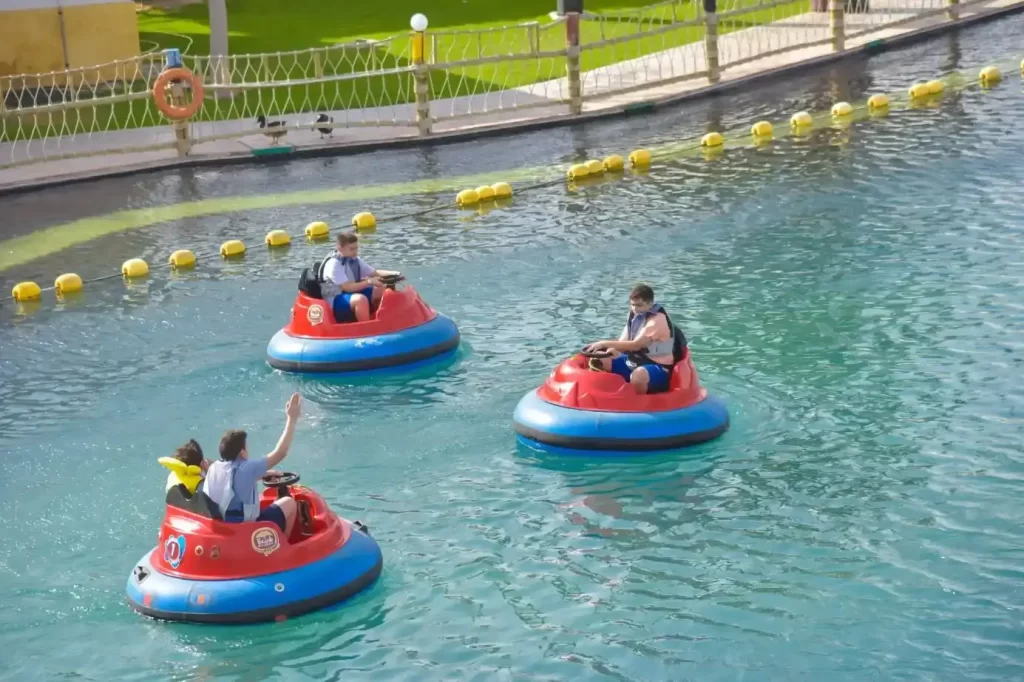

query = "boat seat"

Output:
[[165, 484, 224, 521], [668, 349, 693, 392], [297, 266, 323, 299]]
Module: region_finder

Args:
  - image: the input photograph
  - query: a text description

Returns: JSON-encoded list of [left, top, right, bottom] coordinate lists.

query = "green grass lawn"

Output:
[[136, 0, 694, 55], [2, 0, 809, 144]]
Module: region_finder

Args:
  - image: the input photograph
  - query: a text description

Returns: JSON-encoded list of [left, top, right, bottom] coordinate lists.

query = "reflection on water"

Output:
[[296, 348, 469, 409]]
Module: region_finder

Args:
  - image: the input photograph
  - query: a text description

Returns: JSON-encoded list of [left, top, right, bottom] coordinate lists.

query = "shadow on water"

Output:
[[159, 585, 391, 680], [287, 344, 472, 409], [517, 441, 728, 541]]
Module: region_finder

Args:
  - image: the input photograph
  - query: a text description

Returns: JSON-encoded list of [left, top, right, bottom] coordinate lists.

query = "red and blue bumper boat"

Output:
[[126, 472, 382, 624], [266, 274, 460, 374], [513, 348, 729, 455]]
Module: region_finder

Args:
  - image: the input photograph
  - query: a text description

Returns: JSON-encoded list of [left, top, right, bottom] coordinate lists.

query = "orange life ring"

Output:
[[152, 67, 204, 121]]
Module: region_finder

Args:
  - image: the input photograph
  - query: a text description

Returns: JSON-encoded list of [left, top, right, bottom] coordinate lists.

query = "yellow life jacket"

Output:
[[158, 456, 204, 494]]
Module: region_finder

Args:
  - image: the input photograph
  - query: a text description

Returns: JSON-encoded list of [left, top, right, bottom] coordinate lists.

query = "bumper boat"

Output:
[[266, 273, 460, 374], [126, 471, 383, 624], [513, 347, 729, 454]]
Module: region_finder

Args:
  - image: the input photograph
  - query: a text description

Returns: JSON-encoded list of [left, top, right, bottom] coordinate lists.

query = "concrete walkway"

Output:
[[0, 0, 1020, 194]]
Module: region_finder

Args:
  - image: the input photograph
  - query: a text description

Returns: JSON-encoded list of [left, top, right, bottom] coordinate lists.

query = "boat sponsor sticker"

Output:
[[163, 534, 186, 569], [251, 527, 280, 556], [307, 304, 324, 326]]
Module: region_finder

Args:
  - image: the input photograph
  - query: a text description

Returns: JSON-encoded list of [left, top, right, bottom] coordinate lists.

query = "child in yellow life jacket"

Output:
[[159, 439, 210, 495]]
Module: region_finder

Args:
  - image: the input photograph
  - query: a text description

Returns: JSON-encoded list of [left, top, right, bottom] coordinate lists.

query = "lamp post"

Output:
[[410, 13, 428, 62], [410, 13, 431, 136]]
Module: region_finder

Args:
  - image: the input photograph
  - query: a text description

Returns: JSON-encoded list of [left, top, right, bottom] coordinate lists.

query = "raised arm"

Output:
[[265, 393, 302, 469]]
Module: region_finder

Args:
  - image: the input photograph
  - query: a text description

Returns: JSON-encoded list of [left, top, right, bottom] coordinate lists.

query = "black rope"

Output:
[[3, 58, 1011, 309]]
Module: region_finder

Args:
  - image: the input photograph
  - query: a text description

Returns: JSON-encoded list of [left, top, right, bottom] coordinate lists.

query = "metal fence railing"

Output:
[[0, 0, 990, 170]]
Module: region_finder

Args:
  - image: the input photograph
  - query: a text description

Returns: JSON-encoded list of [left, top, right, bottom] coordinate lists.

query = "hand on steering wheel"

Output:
[[580, 345, 614, 359], [377, 272, 404, 289]]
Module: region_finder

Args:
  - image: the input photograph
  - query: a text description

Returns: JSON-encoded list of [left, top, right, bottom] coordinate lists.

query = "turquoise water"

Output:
[[3, 16, 1024, 681]]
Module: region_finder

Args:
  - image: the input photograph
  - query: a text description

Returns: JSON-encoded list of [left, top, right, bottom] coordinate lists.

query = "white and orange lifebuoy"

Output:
[[152, 67, 204, 121]]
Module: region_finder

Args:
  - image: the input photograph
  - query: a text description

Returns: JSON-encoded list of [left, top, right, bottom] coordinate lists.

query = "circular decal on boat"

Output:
[[307, 304, 324, 326], [251, 527, 280, 556], [163, 534, 186, 569]]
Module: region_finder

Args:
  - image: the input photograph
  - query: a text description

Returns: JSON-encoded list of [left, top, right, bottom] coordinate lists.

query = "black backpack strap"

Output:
[[317, 253, 337, 282]]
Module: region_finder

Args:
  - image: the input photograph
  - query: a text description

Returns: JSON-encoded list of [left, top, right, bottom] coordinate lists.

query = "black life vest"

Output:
[[625, 305, 688, 369]]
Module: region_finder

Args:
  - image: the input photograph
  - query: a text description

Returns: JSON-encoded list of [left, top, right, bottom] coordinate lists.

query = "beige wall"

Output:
[[0, 0, 141, 78]]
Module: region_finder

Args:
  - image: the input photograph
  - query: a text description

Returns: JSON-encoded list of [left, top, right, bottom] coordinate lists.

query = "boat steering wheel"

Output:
[[580, 347, 614, 359], [377, 272, 404, 290], [262, 471, 300, 499]]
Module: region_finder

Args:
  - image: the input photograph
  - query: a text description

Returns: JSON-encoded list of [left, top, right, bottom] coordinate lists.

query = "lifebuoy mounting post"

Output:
[[153, 48, 203, 156]]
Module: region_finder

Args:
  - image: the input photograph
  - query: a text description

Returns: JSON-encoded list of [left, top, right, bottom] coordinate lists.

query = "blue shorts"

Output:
[[332, 286, 374, 322], [224, 503, 286, 532], [255, 504, 287, 532], [610, 356, 671, 394]]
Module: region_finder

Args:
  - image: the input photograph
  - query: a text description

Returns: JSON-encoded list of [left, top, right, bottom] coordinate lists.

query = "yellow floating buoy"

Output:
[[751, 121, 773, 139], [790, 111, 813, 128], [831, 101, 853, 117], [122, 258, 149, 279], [628, 149, 651, 167], [584, 159, 604, 176], [12, 281, 41, 302], [908, 82, 930, 99], [867, 94, 890, 110], [305, 221, 329, 239], [979, 65, 1002, 85], [54, 273, 83, 295], [926, 79, 945, 95], [567, 163, 590, 180], [220, 240, 246, 258], [267, 231, 291, 246], [265, 230, 291, 247], [700, 132, 724, 148], [169, 249, 196, 269], [603, 154, 625, 172], [456, 189, 480, 207], [491, 182, 513, 198], [351, 212, 376, 230], [475, 185, 496, 201]]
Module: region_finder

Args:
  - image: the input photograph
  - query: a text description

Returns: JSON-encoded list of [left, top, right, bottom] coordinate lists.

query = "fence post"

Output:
[[566, 11, 583, 115], [703, 0, 720, 84], [410, 13, 432, 136], [946, 0, 959, 20], [829, 0, 845, 52]]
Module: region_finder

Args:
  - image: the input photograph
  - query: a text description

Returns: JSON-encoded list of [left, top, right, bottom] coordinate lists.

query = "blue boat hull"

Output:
[[266, 313, 460, 374], [512, 388, 729, 454], [125, 525, 383, 624]]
